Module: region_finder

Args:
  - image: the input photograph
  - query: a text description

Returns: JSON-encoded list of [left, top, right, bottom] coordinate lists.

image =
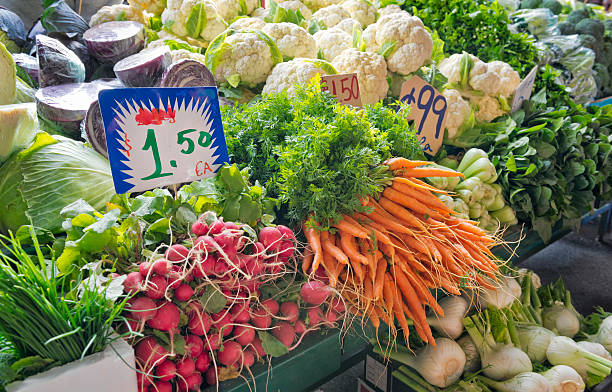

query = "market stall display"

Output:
[[0, 0, 611, 391]]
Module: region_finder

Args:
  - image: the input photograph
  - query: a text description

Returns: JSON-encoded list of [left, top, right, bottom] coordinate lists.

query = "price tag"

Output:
[[399, 76, 447, 156], [511, 66, 538, 114], [98, 87, 230, 194], [321, 73, 362, 107]]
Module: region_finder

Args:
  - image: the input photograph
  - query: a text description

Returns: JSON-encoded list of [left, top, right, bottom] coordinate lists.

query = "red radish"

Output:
[[185, 372, 202, 391], [195, 352, 211, 372], [325, 310, 339, 325], [194, 235, 218, 253], [191, 221, 208, 236], [214, 260, 229, 276], [146, 276, 168, 300], [278, 241, 295, 262], [253, 242, 265, 258], [224, 221, 240, 230], [183, 271, 193, 283], [329, 297, 346, 314], [272, 322, 295, 347], [176, 357, 195, 378], [126, 297, 157, 323], [242, 350, 255, 368], [137, 372, 152, 389], [124, 271, 144, 294], [233, 325, 255, 346], [147, 302, 179, 331], [208, 219, 225, 235], [165, 244, 189, 262], [211, 311, 233, 337], [258, 227, 283, 251], [188, 313, 212, 335], [139, 262, 152, 277], [205, 367, 217, 385], [218, 341, 242, 366], [262, 298, 279, 315], [152, 259, 171, 276], [307, 307, 324, 326], [280, 302, 299, 323], [251, 308, 272, 329], [186, 302, 202, 315], [175, 284, 194, 301], [251, 336, 265, 357], [135, 337, 168, 366], [300, 281, 332, 305], [276, 225, 295, 241], [313, 267, 329, 284], [126, 318, 140, 332], [230, 304, 250, 323], [167, 271, 182, 289], [294, 319, 307, 335], [149, 381, 172, 392], [155, 360, 176, 381], [205, 333, 221, 351], [185, 335, 203, 357]]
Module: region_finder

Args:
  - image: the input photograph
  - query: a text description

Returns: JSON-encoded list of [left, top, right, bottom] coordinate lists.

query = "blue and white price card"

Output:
[[98, 87, 230, 194]]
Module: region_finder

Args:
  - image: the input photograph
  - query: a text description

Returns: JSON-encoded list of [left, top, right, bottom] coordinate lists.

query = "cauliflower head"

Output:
[[442, 89, 471, 139], [335, 18, 361, 35], [487, 61, 521, 97], [162, 0, 227, 43], [362, 23, 378, 52], [205, 29, 283, 86], [373, 13, 433, 75], [311, 5, 350, 29], [215, 0, 259, 23], [129, 0, 166, 15], [439, 53, 482, 86], [378, 4, 403, 17], [331, 48, 388, 105], [228, 16, 267, 30], [301, 0, 343, 12], [262, 58, 336, 95], [276, 0, 313, 19], [313, 27, 352, 61], [340, 0, 376, 27], [251, 7, 269, 19], [90, 4, 145, 26], [470, 95, 505, 123], [169, 48, 208, 63], [262, 23, 317, 59], [468, 60, 502, 97]]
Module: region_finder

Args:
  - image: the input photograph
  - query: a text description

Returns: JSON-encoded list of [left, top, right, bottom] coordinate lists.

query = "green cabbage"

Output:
[[0, 103, 38, 164], [0, 132, 116, 234]]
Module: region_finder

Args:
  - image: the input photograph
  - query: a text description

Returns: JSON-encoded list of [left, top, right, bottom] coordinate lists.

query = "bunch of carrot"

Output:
[[301, 158, 503, 348]]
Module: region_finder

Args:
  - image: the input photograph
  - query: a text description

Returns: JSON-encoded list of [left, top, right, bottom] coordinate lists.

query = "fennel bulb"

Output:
[[518, 325, 556, 362], [543, 305, 580, 338], [479, 276, 522, 310], [479, 372, 553, 392], [541, 365, 585, 392], [518, 268, 542, 290], [546, 336, 612, 387], [586, 316, 612, 353], [457, 335, 480, 374], [576, 341, 612, 361], [427, 296, 469, 339]]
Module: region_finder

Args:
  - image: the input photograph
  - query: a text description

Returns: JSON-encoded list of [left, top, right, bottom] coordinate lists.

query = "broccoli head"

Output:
[[605, 19, 612, 33], [557, 21, 576, 35], [520, 0, 542, 9], [581, 34, 603, 59], [566, 8, 590, 24], [576, 18, 605, 39], [541, 0, 562, 14]]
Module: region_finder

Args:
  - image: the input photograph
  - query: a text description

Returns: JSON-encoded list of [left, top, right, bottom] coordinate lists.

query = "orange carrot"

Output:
[[303, 224, 323, 272], [392, 180, 453, 213], [394, 176, 451, 195], [321, 250, 339, 288], [398, 167, 464, 178], [382, 190, 448, 221], [302, 248, 314, 274], [385, 157, 432, 171], [333, 218, 369, 239], [339, 231, 369, 265], [387, 275, 411, 347], [321, 231, 349, 264], [397, 266, 443, 316], [378, 197, 429, 231], [374, 257, 386, 300]]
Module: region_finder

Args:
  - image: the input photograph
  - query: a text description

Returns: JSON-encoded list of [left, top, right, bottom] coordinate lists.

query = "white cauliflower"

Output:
[[373, 13, 433, 75], [442, 89, 471, 139], [262, 58, 336, 95], [215, 0, 259, 23], [162, 0, 227, 43], [251, 7, 269, 19], [438, 53, 482, 86], [311, 4, 350, 29], [129, 0, 166, 15], [205, 30, 282, 86], [335, 18, 361, 35], [276, 0, 313, 19], [470, 95, 505, 123], [340, 0, 376, 27], [301, 0, 343, 12], [331, 48, 388, 105], [169, 48, 208, 63], [313, 28, 352, 61], [262, 23, 317, 59], [469, 60, 502, 97], [362, 23, 378, 52], [89, 4, 145, 26], [487, 60, 521, 97], [228, 16, 267, 30], [378, 4, 404, 17]]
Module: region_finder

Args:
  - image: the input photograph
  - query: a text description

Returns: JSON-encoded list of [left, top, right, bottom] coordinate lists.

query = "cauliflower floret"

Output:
[[442, 89, 471, 139], [90, 4, 145, 26], [228, 16, 267, 30], [438, 53, 482, 85], [251, 7, 269, 19], [313, 28, 352, 61], [332, 48, 388, 105], [470, 96, 505, 123], [262, 58, 335, 95], [487, 61, 521, 97], [301, 0, 343, 12], [262, 23, 317, 59], [215, 0, 259, 23], [169, 48, 208, 63], [129, 0, 166, 15], [340, 0, 376, 27], [277, 0, 313, 19], [335, 18, 362, 35], [373, 13, 433, 75], [162, 0, 227, 43], [311, 4, 350, 29], [208, 30, 281, 86], [469, 61, 502, 97], [378, 4, 404, 17], [362, 23, 379, 52]]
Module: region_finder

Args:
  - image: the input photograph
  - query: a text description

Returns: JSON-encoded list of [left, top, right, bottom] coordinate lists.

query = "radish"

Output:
[[205, 333, 221, 351], [262, 298, 279, 315], [272, 322, 295, 347], [243, 350, 255, 368], [185, 335, 203, 357], [137, 371, 153, 389], [294, 319, 307, 335], [135, 337, 168, 367], [139, 262, 152, 277], [325, 309, 339, 325], [126, 297, 157, 323], [155, 360, 176, 381], [224, 221, 240, 230], [149, 381, 172, 392], [276, 225, 295, 241], [218, 341, 242, 366], [176, 357, 195, 378], [278, 241, 295, 262], [146, 276, 168, 300], [209, 219, 225, 235], [214, 260, 229, 276], [258, 226, 283, 251], [253, 242, 265, 258], [195, 352, 211, 372], [300, 281, 332, 306], [147, 302, 180, 332], [175, 284, 194, 302], [194, 235, 218, 253], [191, 221, 208, 236], [215, 229, 241, 249], [280, 302, 299, 323], [167, 270, 182, 289], [251, 336, 265, 357], [184, 373, 202, 391], [124, 271, 144, 294], [165, 244, 189, 262], [188, 312, 212, 336], [205, 367, 217, 385], [211, 311, 233, 337], [152, 259, 171, 276], [329, 297, 346, 314], [234, 325, 255, 346], [251, 308, 272, 329], [230, 303, 250, 323], [307, 307, 324, 326], [126, 318, 140, 332]]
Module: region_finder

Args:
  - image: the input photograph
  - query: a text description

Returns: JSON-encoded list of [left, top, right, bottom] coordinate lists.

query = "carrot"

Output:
[[348, 257, 365, 282], [333, 218, 369, 239], [320, 249, 339, 288], [367, 306, 381, 330], [398, 167, 464, 178], [363, 224, 393, 246], [392, 180, 453, 213], [396, 251, 428, 274], [368, 198, 396, 221], [360, 240, 377, 282], [446, 218, 488, 236], [364, 209, 413, 235], [374, 257, 386, 300], [402, 303, 428, 343], [321, 231, 349, 264], [302, 248, 314, 274], [397, 266, 443, 316], [382, 191, 448, 221], [379, 241, 396, 261], [396, 234, 430, 259], [339, 231, 369, 265], [382, 274, 395, 319], [303, 224, 323, 272], [378, 197, 429, 231], [385, 157, 432, 170], [387, 275, 411, 346]]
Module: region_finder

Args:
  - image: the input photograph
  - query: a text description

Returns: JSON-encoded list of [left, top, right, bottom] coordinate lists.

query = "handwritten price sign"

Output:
[[399, 76, 447, 156], [98, 87, 229, 194], [321, 73, 362, 107], [511, 66, 538, 114]]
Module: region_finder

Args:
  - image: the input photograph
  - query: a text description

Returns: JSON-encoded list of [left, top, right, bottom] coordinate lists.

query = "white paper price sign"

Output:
[[399, 76, 447, 156], [321, 73, 362, 107], [511, 66, 538, 113], [98, 87, 230, 194]]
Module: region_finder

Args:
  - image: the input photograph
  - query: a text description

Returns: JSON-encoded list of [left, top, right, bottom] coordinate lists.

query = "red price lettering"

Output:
[[195, 161, 213, 176]]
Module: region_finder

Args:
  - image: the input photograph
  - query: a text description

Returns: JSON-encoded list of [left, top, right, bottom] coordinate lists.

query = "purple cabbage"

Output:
[[83, 21, 144, 64], [36, 35, 85, 88], [160, 59, 216, 87], [114, 46, 172, 87]]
